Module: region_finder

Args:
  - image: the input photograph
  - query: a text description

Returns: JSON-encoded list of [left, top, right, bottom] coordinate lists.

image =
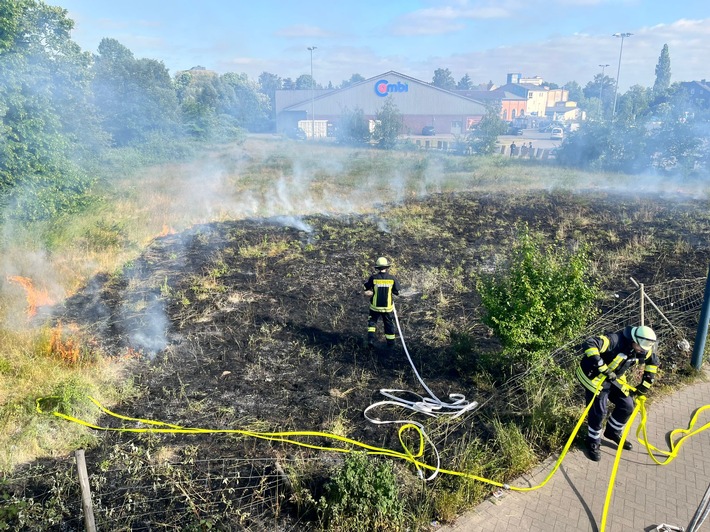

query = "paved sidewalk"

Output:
[[440, 374, 710, 532]]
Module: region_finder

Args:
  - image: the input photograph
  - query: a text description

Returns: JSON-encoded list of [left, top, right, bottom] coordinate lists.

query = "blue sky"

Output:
[[57, 0, 708, 91]]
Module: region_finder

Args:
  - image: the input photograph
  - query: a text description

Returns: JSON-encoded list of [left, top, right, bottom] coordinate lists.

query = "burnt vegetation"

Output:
[[6, 190, 709, 530]]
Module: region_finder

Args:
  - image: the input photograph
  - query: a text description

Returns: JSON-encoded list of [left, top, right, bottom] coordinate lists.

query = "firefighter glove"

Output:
[[604, 371, 617, 381]]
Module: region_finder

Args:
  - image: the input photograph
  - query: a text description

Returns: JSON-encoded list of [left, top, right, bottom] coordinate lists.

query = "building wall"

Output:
[[546, 88, 569, 107], [502, 100, 527, 121], [276, 71, 487, 135], [526, 90, 548, 117]]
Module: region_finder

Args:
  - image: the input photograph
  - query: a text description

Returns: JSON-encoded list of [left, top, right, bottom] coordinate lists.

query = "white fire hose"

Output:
[[363, 304, 479, 480]]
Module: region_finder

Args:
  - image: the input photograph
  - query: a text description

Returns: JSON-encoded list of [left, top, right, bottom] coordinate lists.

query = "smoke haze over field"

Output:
[[59, 0, 708, 91]]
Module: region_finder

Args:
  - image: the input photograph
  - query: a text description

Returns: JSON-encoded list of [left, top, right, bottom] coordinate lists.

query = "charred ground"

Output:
[[25, 190, 710, 529]]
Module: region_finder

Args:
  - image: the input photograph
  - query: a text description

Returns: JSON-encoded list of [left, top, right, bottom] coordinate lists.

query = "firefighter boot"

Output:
[[603, 427, 633, 450], [367, 334, 375, 349], [584, 437, 602, 462]]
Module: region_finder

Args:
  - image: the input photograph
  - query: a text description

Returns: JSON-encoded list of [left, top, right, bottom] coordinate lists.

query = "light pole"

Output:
[[307, 46, 317, 138], [611, 33, 632, 118], [598, 64, 610, 119]]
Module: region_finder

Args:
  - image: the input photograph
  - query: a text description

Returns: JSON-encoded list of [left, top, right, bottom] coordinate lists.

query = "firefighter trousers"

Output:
[[585, 385, 634, 440], [367, 310, 396, 345]]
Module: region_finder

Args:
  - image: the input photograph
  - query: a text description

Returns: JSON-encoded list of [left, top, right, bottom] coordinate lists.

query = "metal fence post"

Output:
[[692, 264, 710, 370]]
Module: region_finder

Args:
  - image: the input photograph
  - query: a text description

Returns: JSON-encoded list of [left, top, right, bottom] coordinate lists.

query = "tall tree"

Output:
[[92, 38, 179, 146], [563, 81, 583, 103], [257, 71, 281, 123], [583, 74, 616, 119], [220, 72, 270, 132], [295, 74, 315, 90], [176, 70, 218, 138], [616, 84, 652, 122], [457, 74, 472, 90], [340, 73, 365, 89], [653, 44, 671, 97], [432, 68, 456, 90], [0, 0, 97, 219]]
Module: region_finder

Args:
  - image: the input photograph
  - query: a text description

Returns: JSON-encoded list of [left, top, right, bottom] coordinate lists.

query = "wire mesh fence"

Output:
[[1, 277, 707, 530]]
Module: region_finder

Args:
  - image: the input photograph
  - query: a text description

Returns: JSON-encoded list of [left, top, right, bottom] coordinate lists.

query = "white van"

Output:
[[550, 127, 564, 140]]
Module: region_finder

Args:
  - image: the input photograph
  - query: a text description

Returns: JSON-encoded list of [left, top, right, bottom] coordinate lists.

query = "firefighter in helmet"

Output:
[[363, 257, 400, 348], [576, 325, 659, 461]]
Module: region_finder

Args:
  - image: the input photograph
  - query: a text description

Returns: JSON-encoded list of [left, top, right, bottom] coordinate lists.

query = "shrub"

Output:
[[318, 452, 405, 531], [478, 225, 600, 359]]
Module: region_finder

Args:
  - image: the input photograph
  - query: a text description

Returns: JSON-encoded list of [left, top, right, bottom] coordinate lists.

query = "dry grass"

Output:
[[0, 136, 707, 480], [0, 327, 138, 471]]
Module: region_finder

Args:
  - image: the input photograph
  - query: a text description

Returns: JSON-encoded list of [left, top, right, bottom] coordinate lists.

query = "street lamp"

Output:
[[598, 64, 610, 119], [611, 33, 632, 118], [307, 46, 317, 138]]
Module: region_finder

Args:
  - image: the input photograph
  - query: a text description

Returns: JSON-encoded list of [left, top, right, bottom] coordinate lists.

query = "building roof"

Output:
[[456, 89, 525, 101], [680, 80, 710, 92], [277, 70, 488, 116]]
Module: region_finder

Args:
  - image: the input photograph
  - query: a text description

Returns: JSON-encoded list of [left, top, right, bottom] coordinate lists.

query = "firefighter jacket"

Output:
[[364, 271, 400, 313], [576, 326, 659, 396]]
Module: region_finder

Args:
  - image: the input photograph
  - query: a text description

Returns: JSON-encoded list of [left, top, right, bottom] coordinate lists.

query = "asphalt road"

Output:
[[498, 129, 563, 150]]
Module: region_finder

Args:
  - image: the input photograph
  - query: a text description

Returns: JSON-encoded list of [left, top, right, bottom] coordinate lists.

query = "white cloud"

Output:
[[388, 17, 710, 91], [390, 3, 511, 36]]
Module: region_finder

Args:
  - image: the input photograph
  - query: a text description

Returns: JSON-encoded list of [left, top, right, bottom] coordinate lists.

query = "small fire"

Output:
[[158, 224, 176, 237], [49, 322, 81, 365], [7, 275, 54, 318]]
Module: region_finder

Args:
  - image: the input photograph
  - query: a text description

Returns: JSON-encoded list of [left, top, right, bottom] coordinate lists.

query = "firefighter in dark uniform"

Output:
[[363, 257, 400, 348], [576, 325, 658, 461]]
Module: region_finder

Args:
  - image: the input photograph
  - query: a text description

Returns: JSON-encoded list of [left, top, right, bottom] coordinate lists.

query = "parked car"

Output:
[[507, 125, 524, 136], [422, 125, 436, 136], [550, 127, 564, 140]]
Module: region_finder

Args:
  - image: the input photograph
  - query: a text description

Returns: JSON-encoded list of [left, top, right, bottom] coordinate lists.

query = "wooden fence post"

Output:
[[75, 449, 97, 532]]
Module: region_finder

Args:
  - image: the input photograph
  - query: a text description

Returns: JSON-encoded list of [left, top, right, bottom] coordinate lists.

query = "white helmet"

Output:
[[375, 257, 390, 269], [632, 326, 656, 351]]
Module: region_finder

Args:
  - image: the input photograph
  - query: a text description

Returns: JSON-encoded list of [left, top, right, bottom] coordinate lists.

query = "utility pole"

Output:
[[307, 46, 317, 138], [612, 33, 632, 118], [598, 64, 610, 119]]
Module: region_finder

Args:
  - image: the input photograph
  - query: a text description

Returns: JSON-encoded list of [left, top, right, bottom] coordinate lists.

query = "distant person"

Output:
[[363, 257, 400, 349], [528, 142, 534, 158], [576, 325, 659, 461], [509, 142, 517, 157], [520, 144, 528, 156]]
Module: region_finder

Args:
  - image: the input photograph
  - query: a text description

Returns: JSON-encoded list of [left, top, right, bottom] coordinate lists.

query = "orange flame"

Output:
[[158, 224, 176, 237], [49, 322, 81, 365], [7, 276, 54, 318]]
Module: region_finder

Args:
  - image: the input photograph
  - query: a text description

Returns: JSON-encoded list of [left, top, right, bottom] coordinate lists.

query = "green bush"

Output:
[[478, 225, 600, 359], [318, 452, 405, 531]]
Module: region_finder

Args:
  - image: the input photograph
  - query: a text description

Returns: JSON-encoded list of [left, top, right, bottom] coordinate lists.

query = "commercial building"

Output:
[[275, 71, 488, 138]]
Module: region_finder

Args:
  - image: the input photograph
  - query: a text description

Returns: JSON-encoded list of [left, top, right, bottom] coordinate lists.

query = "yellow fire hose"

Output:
[[36, 379, 710, 531]]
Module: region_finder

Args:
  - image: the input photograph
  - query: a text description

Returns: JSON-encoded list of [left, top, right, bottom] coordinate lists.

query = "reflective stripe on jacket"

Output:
[[576, 326, 659, 396], [364, 271, 400, 313]]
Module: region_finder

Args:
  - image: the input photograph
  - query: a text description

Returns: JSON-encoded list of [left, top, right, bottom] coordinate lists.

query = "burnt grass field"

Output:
[[29, 190, 710, 529]]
